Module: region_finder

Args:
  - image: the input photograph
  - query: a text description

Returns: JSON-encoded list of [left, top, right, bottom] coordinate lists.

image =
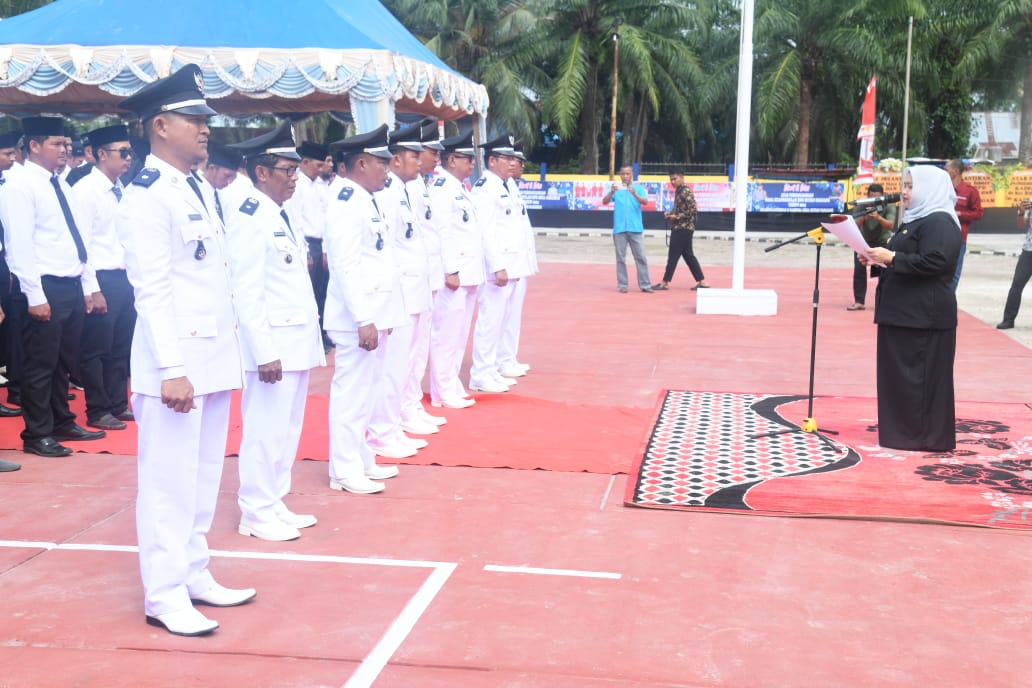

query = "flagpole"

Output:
[[901, 16, 914, 162]]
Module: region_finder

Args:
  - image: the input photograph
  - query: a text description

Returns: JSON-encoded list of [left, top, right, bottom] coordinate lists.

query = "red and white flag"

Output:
[[856, 76, 877, 184]]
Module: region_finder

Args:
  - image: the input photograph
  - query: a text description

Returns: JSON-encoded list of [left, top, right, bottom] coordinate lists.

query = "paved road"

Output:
[[533, 228, 1031, 349]]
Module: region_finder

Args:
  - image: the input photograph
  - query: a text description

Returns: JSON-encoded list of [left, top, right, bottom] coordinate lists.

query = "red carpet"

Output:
[[626, 390, 1032, 529]]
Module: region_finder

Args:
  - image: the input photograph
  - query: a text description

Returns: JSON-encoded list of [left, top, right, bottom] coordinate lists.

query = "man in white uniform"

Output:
[[226, 122, 325, 542], [117, 65, 255, 637], [497, 138, 536, 377], [198, 142, 240, 223], [400, 119, 447, 430], [72, 124, 135, 431], [427, 130, 483, 409], [323, 125, 407, 495], [469, 134, 529, 393]]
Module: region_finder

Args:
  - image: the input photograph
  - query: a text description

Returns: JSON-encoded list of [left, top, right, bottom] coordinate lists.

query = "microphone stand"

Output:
[[749, 208, 874, 451]]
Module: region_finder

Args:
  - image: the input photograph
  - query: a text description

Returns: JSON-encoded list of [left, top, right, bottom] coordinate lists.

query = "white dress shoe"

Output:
[[330, 475, 385, 494], [396, 433, 428, 449], [146, 607, 219, 637], [431, 396, 475, 409], [369, 441, 418, 459], [495, 375, 517, 386], [190, 582, 257, 608], [418, 408, 447, 426], [365, 463, 400, 480], [400, 417, 439, 435], [498, 366, 527, 378], [275, 507, 318, 529], [469, 379, 509, 393], [517, 362, 530, 373], [238, 517, 301, 542]]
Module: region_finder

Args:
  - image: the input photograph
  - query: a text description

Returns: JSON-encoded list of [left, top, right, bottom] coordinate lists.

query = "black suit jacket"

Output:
[[874, 211, 962, 330]]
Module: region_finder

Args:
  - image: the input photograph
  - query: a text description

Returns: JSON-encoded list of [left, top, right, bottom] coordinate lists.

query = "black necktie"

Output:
[[50, 176, 88, 263], [280, 209, 296, 241], [214, 190, 224, 222], [112, 184, 122, 202], [186, 176, 208, 210]]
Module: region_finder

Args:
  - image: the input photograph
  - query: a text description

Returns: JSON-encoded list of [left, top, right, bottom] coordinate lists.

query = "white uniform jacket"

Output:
[[406, 174, 444, 292], [323, 178, 406, 332], [377, 172, 432, 316], [471, 170, 533, 280], [226, 189, 325, 373], [428, 169, 484, 287], [117, 154, 243, 397]]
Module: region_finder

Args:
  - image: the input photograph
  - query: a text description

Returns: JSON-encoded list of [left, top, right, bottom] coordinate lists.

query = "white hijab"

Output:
[[901, 165, 960, 228]]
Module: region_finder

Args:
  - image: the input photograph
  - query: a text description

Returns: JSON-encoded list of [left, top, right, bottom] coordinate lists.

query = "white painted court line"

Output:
[[483, 564, 622, 580], [0, 540, 455, 688], [342, 562, 456, 688], [599, 474, 617, 511]]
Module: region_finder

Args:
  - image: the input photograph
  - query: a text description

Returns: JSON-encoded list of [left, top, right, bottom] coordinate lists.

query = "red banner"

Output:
[[856, 75, 876, 184]]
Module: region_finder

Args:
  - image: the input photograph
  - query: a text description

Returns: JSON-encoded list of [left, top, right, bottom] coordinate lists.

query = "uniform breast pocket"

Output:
[[273, 236, 299, 265], [176, 315, 217, 339], [177, 216, 215, 259]]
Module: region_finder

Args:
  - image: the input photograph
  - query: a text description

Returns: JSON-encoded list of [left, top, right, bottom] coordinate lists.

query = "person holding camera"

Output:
[[602, 165, 652, 293], [996, 198, 1032, 330], [847, 183, 896, 311]]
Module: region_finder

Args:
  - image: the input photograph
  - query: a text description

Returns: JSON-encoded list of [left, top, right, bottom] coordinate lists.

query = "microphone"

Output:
[[851, 193, 900, 208]]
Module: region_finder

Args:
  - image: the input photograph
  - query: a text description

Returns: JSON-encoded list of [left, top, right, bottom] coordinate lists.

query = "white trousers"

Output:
[[401, 309, 432, 420], [328, 328, 390, 481], [237, 369, 310, 524], [135, 390, 231, 617], [470, 279, 517, 386], [498, 276, 527, 369], [429, 285, 477, 402], [368, 323, 411, 445]]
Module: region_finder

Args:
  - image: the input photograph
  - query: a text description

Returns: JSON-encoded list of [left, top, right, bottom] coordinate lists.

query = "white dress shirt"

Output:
[[0, 159, 93, 306], [284, 170, 329, 240], [72, 166, 126, 271]]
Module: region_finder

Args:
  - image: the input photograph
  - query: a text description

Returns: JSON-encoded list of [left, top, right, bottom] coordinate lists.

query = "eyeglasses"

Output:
[[269, 166, 299, 177], [102, 147, 133, 159]]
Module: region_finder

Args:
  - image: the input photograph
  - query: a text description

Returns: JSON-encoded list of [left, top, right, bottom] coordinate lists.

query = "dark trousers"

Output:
[[0, 251, 10, 369], [2, 274, 25, 401], [852, 253, 883, 304], [79, 269, 135, 420], [1003, 250, 1032, 324], [20, 276, 84, 441], [662, 230, 705, 283], [306, 237, 329, 339]]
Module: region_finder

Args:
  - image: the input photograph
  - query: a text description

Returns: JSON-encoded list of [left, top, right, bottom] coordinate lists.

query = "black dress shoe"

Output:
[[997, 320, 1015, 330], [0, 404, 22, 417], [6, 392, 20, 406], [114, 409, 135, 422], [52, 424, 106, 442], [87, 413, 127, 431], [66, 392, 76, 400], [0, 458, 21, 472], [23, 437, 72, 457]]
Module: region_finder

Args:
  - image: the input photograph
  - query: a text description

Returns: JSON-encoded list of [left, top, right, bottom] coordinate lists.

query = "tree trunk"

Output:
[[795, 77, 812, 166], [634, 99, 649, 164], [580, 62, 601, 174], [621, 95, 637, 170], [1022, 58, 1032, 164]]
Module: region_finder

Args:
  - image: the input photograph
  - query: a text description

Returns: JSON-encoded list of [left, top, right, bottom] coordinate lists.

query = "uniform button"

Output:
[[190, 330, 197, 336]]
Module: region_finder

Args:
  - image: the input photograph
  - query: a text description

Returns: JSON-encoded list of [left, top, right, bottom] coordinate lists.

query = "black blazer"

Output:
[[874, 210, 962, 330]]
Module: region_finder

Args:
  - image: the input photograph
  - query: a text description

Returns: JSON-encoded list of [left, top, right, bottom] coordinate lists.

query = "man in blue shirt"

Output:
[[602, 165, 653, 293]]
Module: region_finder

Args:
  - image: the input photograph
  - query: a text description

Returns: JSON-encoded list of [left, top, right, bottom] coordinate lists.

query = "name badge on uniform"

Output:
[[188, 213, 203, 221]]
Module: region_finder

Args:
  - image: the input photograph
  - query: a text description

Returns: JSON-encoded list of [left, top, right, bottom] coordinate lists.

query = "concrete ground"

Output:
[[533, 228, 1031, 348]]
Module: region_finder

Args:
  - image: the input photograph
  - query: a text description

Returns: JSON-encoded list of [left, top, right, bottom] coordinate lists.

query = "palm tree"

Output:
[[752, 0, 926, 166], [383, 0, 542, 143], [532, 0, 702, 174]]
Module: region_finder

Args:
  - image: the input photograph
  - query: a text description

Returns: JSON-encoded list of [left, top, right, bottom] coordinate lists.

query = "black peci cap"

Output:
[[0, 130, 21, 149], [228, 121, 300, 162], [87, 124, 131, 150], [206, 141, 243, 170], [21, 116, 66, 138], [297, 140, 329, 161], [118, 64, 217, 121]]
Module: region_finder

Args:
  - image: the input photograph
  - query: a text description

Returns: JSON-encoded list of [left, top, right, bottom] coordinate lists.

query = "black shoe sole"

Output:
[[22, 445, 72, 458]]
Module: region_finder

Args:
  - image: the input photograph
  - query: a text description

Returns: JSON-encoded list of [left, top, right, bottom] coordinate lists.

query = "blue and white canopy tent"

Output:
[[0, 0, 490, 131]]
